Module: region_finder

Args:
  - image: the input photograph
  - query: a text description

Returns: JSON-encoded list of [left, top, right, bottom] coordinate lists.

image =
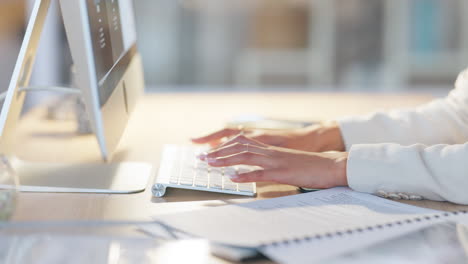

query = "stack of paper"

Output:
[[150, 187, 456, 262]]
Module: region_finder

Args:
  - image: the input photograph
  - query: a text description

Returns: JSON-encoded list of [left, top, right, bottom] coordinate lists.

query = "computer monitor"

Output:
[[60, 0, 144, 161], [0, 0, 50, 154], [0, 0, 151, 194]]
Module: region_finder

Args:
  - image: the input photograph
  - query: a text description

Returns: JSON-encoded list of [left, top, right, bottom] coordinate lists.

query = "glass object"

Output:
[[0, 155, 19, 220]]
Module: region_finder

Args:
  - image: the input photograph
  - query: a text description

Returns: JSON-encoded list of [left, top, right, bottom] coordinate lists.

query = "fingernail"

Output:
[[228, 174, 240, 181], [207, 158, 218, 164], [225, 170, 237, 177], [197, 152, 208, 160]]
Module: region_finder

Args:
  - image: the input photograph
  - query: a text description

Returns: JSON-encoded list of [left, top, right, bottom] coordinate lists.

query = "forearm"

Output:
[[338, 100, 468, 148], [337, 68, 468, 149], [346, 142, 468, 204]]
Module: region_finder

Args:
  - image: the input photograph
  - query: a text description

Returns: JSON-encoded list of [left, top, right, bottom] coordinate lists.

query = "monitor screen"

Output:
[[86, 0, 137, 106]]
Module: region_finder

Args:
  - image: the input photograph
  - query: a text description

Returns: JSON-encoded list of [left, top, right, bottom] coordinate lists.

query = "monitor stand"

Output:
[[8, 157, 152, 194], [0, 0, 152, 194]]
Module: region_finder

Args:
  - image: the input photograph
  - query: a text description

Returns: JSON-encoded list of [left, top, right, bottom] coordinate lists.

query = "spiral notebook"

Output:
[[260, 210, 468, 264], [153, 187, 468, 262]]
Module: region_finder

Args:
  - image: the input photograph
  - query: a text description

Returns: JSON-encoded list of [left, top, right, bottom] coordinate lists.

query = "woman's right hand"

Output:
[[191, 121, 346, 152], [199, 136, 349, 189]]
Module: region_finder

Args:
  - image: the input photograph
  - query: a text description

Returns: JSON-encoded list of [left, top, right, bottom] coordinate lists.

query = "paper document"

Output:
[[154, 187, 436, 247], [261, 209, 468, 264], [326, 222, 468, 264], [259, 217, 448, 264]]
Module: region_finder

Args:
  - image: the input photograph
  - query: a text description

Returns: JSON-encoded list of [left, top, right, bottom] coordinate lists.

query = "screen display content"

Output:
[[86, 0, 137, 106]]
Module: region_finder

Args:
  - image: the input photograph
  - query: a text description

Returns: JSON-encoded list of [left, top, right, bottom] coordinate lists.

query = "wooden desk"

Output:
[[13, 92, 468, 222]]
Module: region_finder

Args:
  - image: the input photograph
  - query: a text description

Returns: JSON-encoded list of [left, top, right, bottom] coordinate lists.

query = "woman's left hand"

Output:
[[198, 135, 349, 189]]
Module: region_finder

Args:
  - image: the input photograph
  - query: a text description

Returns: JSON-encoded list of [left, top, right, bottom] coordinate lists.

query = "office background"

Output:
[[0, 0, 467, 104]]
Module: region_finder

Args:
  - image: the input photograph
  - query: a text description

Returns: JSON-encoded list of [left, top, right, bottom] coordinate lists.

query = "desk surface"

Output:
[[13, 92, 468, 222]]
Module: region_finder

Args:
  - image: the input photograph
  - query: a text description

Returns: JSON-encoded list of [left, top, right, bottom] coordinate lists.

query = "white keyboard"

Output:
[[152, 145, 257, 197]]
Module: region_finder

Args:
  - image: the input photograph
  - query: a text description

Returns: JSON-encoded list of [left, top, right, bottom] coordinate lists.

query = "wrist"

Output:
[[325, 121, 346, 151], [332, 152, 348, 187], [304, 121, 345, 152]]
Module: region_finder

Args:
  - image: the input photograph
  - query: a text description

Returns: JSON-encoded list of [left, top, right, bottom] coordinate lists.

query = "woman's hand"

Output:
[[191, 121, 345, 152], [198, 135, 348, 189]]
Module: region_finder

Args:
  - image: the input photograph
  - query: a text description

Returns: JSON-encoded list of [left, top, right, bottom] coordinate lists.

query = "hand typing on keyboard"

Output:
[[191, 122, 345, 152], [193, 127, 349, 189], [153, 145, 256, 197]]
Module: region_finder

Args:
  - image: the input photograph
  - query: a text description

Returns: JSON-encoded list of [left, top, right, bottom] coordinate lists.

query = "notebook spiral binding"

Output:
[[261, 210, 468, 248]]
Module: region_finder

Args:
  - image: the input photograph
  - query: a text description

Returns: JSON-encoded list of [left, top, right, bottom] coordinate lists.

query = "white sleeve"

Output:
[[338, 69, 468, 148], [337, 68, 468, 204], [347, 143, 468, 204]]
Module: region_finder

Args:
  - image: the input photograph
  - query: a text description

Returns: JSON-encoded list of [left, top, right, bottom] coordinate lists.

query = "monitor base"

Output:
[[9, 157, 152, 194]]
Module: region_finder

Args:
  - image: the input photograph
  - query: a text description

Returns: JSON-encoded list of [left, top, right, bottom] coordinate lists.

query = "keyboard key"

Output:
[[165, 149, 182, 184], [180, 173, 194, 184], [169, 177, 179, 184], [195, 170, 209, 187], [223, 178, 238, 191], [197, 162, 209, 170], [224, 185, 238, 191], [210, 169, 223, 178], [169, 162, 181, 183], [195, 180, 208, 188], [238, 183, 254, 193], [179, 180, 194, 186], [181, 166, 195, 177], [210, 177, 223, 189], [224, 167, 237, 177]]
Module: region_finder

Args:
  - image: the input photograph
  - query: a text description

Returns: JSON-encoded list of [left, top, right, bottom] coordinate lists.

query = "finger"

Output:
[[203, 143, 271, 160], [217, 134, 267, 149], [191, 128, 240, 144], [207, 152, 276, 168], [250, 134, 283, 147], [229, 169, 284, 183], [250, 134, 272, 143], [208, 139, 223, 148]]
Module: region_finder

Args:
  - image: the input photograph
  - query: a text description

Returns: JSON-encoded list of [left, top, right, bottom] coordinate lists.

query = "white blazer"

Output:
[[338, 68, 468, 204]]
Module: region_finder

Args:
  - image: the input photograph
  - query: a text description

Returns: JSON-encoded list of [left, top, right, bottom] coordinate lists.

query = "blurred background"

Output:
[[1, 0, 467, 104]]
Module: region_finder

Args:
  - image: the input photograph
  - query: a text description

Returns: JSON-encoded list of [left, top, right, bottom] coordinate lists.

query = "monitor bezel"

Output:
[[60, 0, 144, 161], [0, 0, 51, 154]]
